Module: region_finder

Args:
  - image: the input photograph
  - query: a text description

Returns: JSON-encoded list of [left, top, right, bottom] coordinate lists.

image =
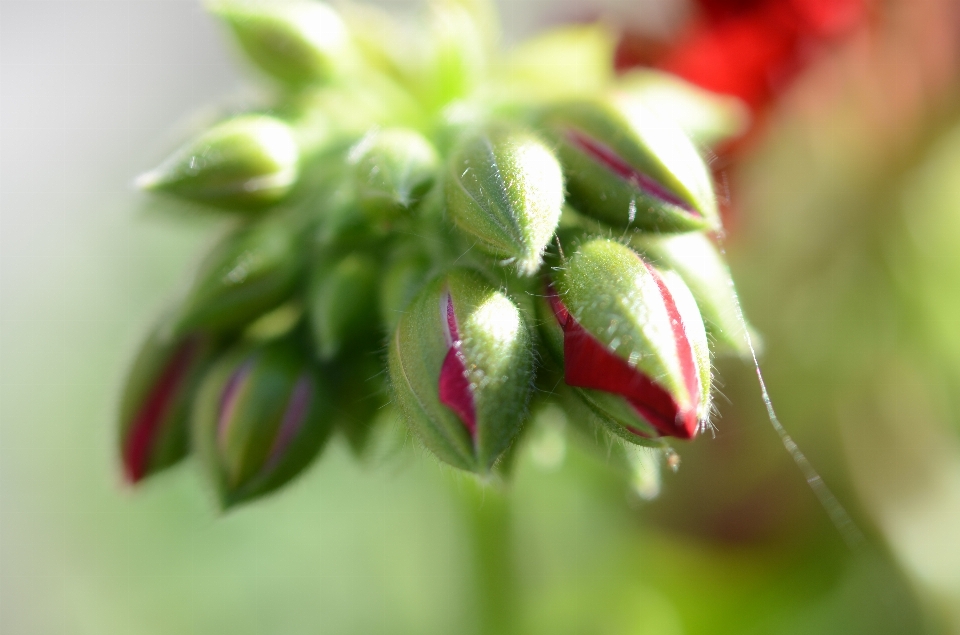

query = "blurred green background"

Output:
[[1, 0, 959, 633]]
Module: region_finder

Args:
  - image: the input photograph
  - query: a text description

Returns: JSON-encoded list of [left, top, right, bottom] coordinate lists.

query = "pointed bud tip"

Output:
[[134, 170, 162, 191], [446, 127, 563, 270], [543, 238, 710, 442]]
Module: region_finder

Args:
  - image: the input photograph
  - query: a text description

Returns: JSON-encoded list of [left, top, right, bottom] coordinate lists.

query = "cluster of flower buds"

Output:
[[119, 0, 753, 508]]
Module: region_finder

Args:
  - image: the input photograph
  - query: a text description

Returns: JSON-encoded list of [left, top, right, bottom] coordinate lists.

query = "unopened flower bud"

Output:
[[137, 115, 300, 209], [378, 249, 432, 331], [425, 0, 493, 107], [388, 269, 535, 472], [193, 341, 332, 508], [539, 99, 719, 232], [537, 237, 710, 441], [331, 349, 390, 457], [209, 0, 350, 86], [307, 252, 379, 361], [176, 220, 303, 334], [118, 327, 217, 484], [445, 127, 564, 275], [633, 232, 751, 357], [349, 128, 439, 223], [615, 69, 748, 147]]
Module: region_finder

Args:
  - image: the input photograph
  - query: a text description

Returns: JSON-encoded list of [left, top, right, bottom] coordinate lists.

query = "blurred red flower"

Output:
[[618, 0, 870, 112]]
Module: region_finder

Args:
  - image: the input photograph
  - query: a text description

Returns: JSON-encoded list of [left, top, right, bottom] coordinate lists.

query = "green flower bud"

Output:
[[176, 220, 303, 334], [378, 249, 432, 332], [537, 237, 711, 442], [348, 128, 439, 223], [540, 99, 719, 232], [137, 115, 300, 209], [388, 269, 535, 472], [445, 127, 564, 275], [209, 0, 350, 86], [330, 348, 390, 457], [424, 0, 496, 108], [119, 327, 218, 483], [615, 69, 748, 147], [632, 232, 751, 357], [193, 341, 332, 508], [307, 252, 380, 361]]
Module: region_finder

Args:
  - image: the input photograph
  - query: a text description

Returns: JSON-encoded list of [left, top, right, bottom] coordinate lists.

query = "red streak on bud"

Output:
[[438, 293, 477, 437], [567, 130, 700, 217], [217, 359, 255, 449], [547, 281, 700, 439], [123, 337, 201, 483], [645, 263, 701, 437], [265, 374, 313, 471]]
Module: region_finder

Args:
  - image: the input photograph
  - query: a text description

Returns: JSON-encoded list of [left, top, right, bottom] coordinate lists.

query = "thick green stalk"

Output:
[[460, 478, 517, 635]]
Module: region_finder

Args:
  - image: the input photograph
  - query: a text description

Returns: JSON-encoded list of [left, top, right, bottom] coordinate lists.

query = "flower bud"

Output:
[[424, 0, 494, 107], [445, 127, 564, 275], [388, 269, 535, 472], [632, 232, 751, 357], [209, 0, 350, 86], [137, 115, 300, 209], [348, 128, 439, 223], [378, 249, 432, 332], [176, 219, 303, 335], [537, 237, 710, 441], [539, 99, 719, 232], [330, 348, 390, 457], [307, 252, 380, 361], [193, 341, 332, 508], [615, 69, 748, 147], [119, 328, 217, 483]]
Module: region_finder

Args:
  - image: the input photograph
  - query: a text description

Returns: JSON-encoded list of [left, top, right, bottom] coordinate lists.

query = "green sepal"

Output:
[[175, 218, 305, 335], [349, 128, 439, 223], [209, 0, 350, 86], [307, 252, 380, 361], [118, 324, 219, 483], [632, 232, 751, 357], [137, 115, 300, 210], [444, 126, 564, 275], [538, 99, 719, 232], [192, 340, 333, 509], [388, 268, 535, 472]]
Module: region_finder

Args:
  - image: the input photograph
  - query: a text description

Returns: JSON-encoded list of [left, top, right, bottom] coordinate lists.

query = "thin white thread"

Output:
[[723, 249, 865, 549]]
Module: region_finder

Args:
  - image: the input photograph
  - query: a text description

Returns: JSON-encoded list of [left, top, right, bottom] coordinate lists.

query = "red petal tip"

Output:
[[438, 293, 477, 437], [547, 283, 700, 440]]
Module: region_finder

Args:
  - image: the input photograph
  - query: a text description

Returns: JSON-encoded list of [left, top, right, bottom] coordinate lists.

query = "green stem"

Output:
[[461, 478, 517, 635]]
